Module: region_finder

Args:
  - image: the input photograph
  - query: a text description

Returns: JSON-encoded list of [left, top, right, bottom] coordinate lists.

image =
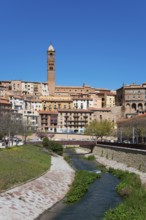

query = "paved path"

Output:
[[0, 156, 75, 220]]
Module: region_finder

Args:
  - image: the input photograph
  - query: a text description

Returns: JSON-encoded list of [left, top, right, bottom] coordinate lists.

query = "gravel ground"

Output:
[[0, 156, 75, 220]]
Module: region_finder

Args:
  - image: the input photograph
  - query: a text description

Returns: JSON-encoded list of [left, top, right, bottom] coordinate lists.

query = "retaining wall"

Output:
[[93, 144, 146, 172]]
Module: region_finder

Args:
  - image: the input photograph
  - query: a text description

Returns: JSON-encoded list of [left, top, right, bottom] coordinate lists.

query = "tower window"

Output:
[[50, 53, 53, 57]]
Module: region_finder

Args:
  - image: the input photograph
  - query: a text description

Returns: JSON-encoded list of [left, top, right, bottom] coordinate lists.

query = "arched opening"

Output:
[[144, 103, 146, 112], [126, 103, 130, 112], [138, 103, 143, 112], [131, 103, 136, 112]]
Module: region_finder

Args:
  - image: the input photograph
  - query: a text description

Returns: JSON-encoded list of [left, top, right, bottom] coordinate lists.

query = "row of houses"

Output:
[[0, 44, 146, 134], [0, 95, 121, 133]]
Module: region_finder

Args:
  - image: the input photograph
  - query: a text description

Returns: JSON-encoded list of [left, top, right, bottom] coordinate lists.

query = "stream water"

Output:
[[36, 149, 122, 220]]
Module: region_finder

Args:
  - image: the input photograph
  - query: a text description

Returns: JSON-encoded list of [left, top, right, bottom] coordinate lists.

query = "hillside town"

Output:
[[0, 43, 146, 134]]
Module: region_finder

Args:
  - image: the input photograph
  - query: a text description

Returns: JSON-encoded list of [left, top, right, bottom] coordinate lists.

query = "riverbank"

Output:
[[75, 147, 146, 186], [0, 156, 75, 220]]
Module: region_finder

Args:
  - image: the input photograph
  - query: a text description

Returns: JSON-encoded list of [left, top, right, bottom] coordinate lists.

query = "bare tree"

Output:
[[117, 116, 146, 144], [0, 109, 23, 146]]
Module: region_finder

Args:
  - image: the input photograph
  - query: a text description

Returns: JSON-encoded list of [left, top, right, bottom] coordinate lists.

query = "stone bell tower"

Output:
[[47, 43, 55, 96]]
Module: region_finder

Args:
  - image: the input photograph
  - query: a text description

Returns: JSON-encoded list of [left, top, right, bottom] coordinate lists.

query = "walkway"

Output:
[[0, 156, 75, 220]]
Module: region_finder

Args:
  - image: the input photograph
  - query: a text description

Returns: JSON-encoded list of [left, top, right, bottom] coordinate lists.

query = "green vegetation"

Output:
[[85, 154, 96, 161], [64, 155, 72, 165], [84, 119, 114, 141], [65, 170, 100, 203], [117, 116, 146, 144], [0, 144, 51, 192], [42, 137, 63, 155], [95, 163, 108, 173], [104, 168, 146, 220]]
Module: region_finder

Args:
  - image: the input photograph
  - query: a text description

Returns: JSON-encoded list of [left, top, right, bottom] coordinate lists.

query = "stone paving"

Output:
[[0, 156, 75, 220]]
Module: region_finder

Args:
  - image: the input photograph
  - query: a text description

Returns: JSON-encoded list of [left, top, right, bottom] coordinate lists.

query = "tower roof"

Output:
[[48, 44, 55, 51]]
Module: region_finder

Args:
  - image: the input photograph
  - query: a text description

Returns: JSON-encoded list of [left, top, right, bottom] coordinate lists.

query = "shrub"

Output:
[[42, 137, 49, 147], [43, 138, 63, 155], [49, 140, 63, 155]]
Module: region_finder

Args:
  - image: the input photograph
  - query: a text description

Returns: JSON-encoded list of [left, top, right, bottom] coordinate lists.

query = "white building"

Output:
[[73, 97, 93, 110], [19, 109, 39, 131], [9, 95, 25, 111], [41, 83, 49, 96]]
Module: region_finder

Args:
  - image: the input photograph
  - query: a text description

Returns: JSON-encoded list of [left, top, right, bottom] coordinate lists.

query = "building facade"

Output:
[[116, 83, 146, 118], [0, 43, 129, 133]]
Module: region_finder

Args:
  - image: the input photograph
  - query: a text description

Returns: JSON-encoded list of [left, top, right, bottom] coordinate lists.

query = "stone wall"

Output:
[[93, 145, 146, 172]]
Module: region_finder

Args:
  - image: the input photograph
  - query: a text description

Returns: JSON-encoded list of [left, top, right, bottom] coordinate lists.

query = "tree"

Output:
[[21, 120, 35, 144], [117, 115, 146, 144], [0, 110, 23, 145], [84, 119, 114, 141]]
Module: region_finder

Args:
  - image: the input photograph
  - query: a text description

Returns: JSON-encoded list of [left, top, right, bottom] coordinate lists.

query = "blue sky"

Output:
[[0, 0, 146, 90]]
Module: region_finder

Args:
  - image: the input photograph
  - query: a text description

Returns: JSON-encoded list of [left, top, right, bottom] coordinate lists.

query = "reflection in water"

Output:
[[36, 149, 122, 220]]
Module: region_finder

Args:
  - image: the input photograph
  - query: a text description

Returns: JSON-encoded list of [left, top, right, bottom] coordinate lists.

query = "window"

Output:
[[50, 53, 53, 58]]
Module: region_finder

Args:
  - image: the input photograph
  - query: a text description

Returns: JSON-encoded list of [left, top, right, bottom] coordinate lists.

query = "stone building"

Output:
[[116, 83, 146, 118], [91, 106, 122, 126], [0, 43, 120, 133]]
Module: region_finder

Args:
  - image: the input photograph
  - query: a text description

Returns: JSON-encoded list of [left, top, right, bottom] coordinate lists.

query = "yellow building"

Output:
[[41, 96, 73, 111]]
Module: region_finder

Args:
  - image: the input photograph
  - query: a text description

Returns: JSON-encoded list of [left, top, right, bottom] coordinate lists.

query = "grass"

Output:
[[104, 168, 146, 220], [0, 144, 51, 192], [84, 154, 96, 161], [95, 163, 108, 173], [65, 170, 100, 203], [64, 155, 72, 165]]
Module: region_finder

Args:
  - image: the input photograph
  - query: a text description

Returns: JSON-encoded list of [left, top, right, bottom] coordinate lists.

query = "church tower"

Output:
[[47, 43, 55, 96]]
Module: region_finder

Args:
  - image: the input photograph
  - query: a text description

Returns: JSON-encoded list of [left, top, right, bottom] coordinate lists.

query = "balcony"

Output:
[[74, 115, 79, 118]]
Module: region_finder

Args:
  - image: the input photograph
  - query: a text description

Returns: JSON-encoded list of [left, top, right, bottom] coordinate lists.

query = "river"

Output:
[[36, 148, 122, 220]]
